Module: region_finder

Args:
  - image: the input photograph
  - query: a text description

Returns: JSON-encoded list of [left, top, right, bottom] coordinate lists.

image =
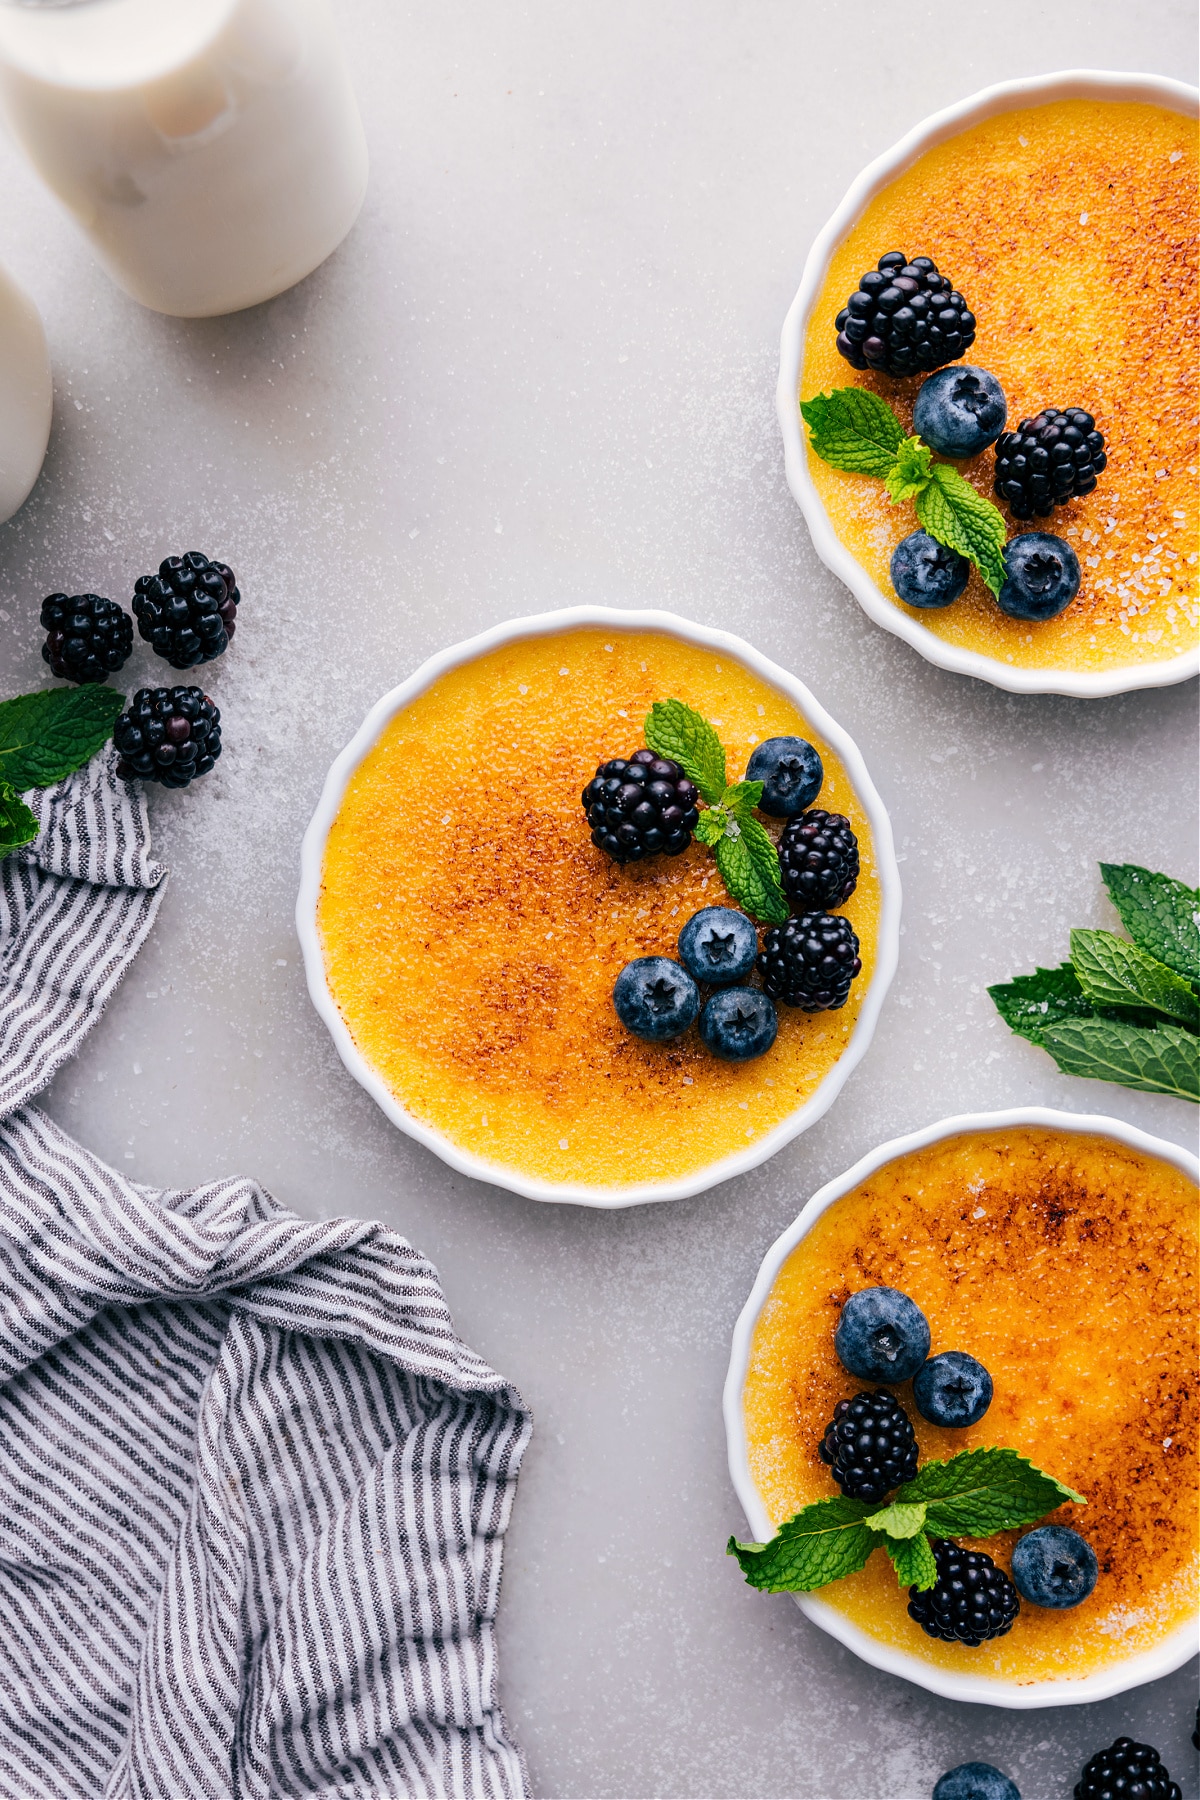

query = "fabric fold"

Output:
[[0, 755, 532, 1799]]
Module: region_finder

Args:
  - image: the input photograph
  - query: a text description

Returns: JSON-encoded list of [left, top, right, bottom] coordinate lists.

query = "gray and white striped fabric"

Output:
[[0, 754, 532, 1800]]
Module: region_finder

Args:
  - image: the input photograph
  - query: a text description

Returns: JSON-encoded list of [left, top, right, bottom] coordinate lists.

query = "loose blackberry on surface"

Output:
[[907, 1538, 1020, 1647], [131, 552, 240, 669], [993, 409, 1107, 518], [40, 592, 133, 684], [113, 687, 221, 788], [582, 749, 699, 865], [1074, 1738, 1181, 1800], [744, 735, 823, 817], [835, 1286, 930, 1384], [777, 809, 859, 911], [818, 1388, 918, 1502], [834, 252, 976, 379], [758, 912, 861, 1010], [890, 531, 970, 610]]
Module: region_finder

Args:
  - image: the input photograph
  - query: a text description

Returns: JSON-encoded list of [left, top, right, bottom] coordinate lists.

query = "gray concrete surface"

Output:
[[0, 2, 1196, 1794]]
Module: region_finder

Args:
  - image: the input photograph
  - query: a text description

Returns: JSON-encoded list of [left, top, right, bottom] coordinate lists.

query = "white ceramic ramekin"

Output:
[[724, 1106, 1200, 1706], [778, 70, 1200, 698], [296, 606, 901, 1208]]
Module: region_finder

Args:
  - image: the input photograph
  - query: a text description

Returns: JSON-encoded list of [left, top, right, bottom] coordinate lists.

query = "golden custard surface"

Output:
[[744, 1128, 1198, 1684], [319, 630, 880, 1188], [803, 100, 1199, 673]]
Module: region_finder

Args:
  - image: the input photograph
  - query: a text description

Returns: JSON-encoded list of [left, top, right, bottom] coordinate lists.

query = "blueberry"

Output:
[[1011, 1525, 1098, 1610], [698, 987, 777, 1061], [890, 531, 970, 609], [932, 1762, 1021, 1800], [678, 907, 758, 985], [835, 1286, 930, 1383], [745, 736, 823, 817], [612, 957, 699, 1041], [996, 532, 1081, 621], [913, 1351, 993, 1428], [913, 365, 1007, 458]]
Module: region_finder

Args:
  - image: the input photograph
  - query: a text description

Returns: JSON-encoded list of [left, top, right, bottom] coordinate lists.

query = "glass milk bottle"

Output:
[[0, 0, 369, 318], [0, 262, 51, 525]]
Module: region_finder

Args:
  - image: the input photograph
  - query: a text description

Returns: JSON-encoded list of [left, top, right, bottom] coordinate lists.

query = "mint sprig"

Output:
[[989, 863, 1200, 1103], [0, 686, 125, 794], [728, 1448, 1082, 1596], [645, 700, 789, 923], [0, 781, 38, 855], [800, 388, 1009, 597]]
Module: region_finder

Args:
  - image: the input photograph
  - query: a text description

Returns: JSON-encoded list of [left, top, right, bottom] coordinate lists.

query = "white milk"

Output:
[[0, 262, 51, 525], [0, 0, 369, 318]]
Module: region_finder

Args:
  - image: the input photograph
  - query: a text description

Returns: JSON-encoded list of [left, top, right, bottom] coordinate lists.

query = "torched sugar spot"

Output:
[[318, 629, 881, 1188], [743, 1127, 1199, 1683], [802, 99, 1199, 673]]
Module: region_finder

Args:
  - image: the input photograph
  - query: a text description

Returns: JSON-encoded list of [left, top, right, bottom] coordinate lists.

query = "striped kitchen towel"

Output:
[[0, 753, 533, 1800]]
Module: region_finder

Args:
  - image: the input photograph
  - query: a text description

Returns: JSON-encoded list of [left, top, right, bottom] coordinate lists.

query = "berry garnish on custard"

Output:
[[835, 251, 976, 378], [912, 365, 1007, 458], [890, 530, 971, 609], [758, 913, 862, 1011], [698, 987, 778, 1062], [907, 1539, 1020, 1647], [777, 809, 860, 911], [993, 408, 1107, 518], [997, 532, 1081, 621], [581, 749, 699, 865], [818, 1389, 919, 1501]]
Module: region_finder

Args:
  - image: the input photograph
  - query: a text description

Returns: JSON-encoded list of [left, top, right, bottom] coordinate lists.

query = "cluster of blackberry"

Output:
[[832, 251, 1109, 624], [591, 735, 864, 1034], [835, 252, 976, 378], [33, 551, 241, 790]]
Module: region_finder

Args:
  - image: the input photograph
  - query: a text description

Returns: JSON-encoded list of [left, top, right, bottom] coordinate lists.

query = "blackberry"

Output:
[[993, 409, 1107, 519], [131, 552, 240, 669], [1074, 1738, 1181, 1800], [581, 749, 700, 865], [777, 809, 859, 911], [818, 1389, 918, 1502], [907, 1539, 1020, 1648], [113, 687, 221, 788], [40, 592, 132, 685], [835, 252, 976, 379], [758, 913, 861, 1010]]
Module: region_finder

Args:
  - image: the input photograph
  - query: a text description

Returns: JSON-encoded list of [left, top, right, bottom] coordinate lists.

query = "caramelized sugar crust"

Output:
[[802, 100, 1199, 673], [744, 1127, 1199, 1683], [318, 630, 880, 1188]]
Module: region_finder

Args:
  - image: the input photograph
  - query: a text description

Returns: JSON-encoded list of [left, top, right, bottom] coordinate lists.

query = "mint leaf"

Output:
[[883, 1531, 938, 1591], [1100, 864, 1200, 984], [898, 1447, 1084, 1538], [714, 815, 789, 924], [863, 1501, 927, 1540], [988, 963, 1094, 1044], [644, 699, 727, 804], [1037, 1016, 1200, 1103], [722, 779, 765, 817], [883, 435, 934, 505], [694, 808, 725, 848], [728, 1495, 878, 1592], [800, 388, 906, 479], [914, 464, 1008, 597], [0, 686, 125, 792], [1070, 929, 1200, 1031], [0, 780, 38, 857]]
